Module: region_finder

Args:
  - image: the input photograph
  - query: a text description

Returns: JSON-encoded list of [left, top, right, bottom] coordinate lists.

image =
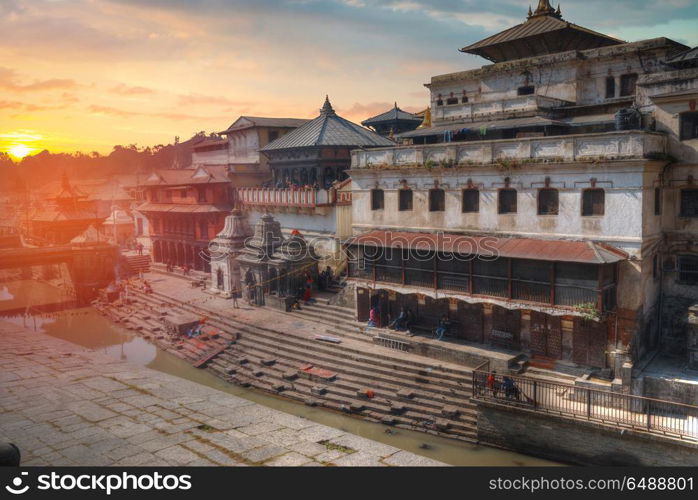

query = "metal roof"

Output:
[[665, 47, 698, 67], [142, 165, 230, 186], [349, 230, 628, 264], [135, 203, 231, 214], [362, 103, 423, 126], [220, 116, 309, 134], [397, 116, 563, 139], [261, 96, 395, 152], [459, 4, 622, 63]]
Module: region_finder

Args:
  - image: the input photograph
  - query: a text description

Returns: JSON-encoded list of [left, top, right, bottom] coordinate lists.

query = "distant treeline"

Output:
[[0, 132, 212, 192]]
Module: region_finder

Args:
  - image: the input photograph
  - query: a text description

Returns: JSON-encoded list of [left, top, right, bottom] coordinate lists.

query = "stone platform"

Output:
[[0, 321, 445, 467]]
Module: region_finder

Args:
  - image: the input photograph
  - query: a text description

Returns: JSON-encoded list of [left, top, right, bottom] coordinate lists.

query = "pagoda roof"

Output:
[[460, 1, 623, 63], [362, 103, 423, 126], [261, 96, 394, 152]]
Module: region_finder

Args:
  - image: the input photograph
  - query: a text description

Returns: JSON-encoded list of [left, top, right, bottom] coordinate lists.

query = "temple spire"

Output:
[[529, 0, 560, 18], [320, 95, 335, 116]]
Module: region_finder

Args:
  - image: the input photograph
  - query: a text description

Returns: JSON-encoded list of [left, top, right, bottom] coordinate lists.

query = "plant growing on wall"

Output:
[[578, 302, 601, 321], [424, 159, 436, 170]]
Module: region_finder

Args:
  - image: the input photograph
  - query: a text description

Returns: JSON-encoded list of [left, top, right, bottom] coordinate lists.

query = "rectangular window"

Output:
[[268, 130, 279, 142], [582, 189, 605, 216], [678, 256, 698, 285], [498, 189, 517, 214], [654, 187, 661, 216], [197, 187, 207, 202], [429, 189, 445, 212], [151, 189, 159, 202], [680, 112, 698, 141], [462, 189, 479, 213], [398, 189, 413, 211], [605, 77, 616, 99], [538, 189, 559, 215], [680, 189, 698, 217], [517, 85, 535, 96], [371, 189, 384, 210], [620, 73, 638, 97], [180, 189, 187, 198]]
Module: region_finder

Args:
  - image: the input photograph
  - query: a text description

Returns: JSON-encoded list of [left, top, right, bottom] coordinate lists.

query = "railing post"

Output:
[[646, 400, 652, 431], [586, 389, 591, 419], [533, 381, 538, 409]]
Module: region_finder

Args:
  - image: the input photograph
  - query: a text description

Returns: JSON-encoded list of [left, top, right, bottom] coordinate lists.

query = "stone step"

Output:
[[207, 350, 477, 439], [135, 289, 473, 378]]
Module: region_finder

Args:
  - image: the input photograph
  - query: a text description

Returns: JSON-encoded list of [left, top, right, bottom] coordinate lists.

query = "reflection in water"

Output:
[[1, 279, 559, 466]]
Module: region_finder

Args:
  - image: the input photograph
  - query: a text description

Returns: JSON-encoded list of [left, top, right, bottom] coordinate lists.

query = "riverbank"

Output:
[[0, 320, 446, 466]]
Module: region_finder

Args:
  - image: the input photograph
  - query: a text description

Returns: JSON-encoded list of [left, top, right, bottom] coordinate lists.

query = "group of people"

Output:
[[273, 179, 321, 190], [486, 370, 522, 400], [164, 261, 191, 276]]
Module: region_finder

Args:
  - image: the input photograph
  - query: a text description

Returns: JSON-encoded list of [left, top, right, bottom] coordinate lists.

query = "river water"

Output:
[[0, 279, 559, 466]]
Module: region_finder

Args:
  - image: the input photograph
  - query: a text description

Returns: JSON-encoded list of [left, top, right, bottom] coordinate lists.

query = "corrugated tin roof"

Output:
[[349, 230, 628, 264], [362, 103, 423, 126], [261, 96, 395, 151], [398, 116, 563, 138]]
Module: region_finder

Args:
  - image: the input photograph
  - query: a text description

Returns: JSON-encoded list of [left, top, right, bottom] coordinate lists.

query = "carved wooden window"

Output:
[[462, 189, 479, 213], [371, 189, 384, 210], [582, 188, 604, 216], [620, 73, 638, 97], [680, 112, 698, 141], [538, 188, 559, 215], [498, 189, 517, 214], [398, 189, 413, 211], [429, 188, 445, 212], [197, 187, 207, 202], [680, 189, 698, 217]]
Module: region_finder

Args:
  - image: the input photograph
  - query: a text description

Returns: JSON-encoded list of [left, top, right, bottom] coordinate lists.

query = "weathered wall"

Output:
[[476, 401, 698, 466]]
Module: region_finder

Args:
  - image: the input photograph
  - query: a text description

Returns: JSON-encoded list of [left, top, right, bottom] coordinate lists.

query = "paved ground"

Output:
[[0, 320, 445, 467]]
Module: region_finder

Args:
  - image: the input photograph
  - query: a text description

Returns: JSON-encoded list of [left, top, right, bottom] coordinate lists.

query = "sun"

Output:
[[8, 144, 32, 159]]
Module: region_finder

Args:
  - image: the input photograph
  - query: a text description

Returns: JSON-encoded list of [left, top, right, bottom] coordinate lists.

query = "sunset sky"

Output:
[[1, 0, 697, 157]]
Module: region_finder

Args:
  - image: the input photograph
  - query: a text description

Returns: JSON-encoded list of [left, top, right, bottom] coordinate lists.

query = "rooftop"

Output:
[[261, 96, 394, 152], [219, 116, 309, 135], [459, 1, 623, 63], [142, 165, 230, 186], [362, 103, 423, 126]]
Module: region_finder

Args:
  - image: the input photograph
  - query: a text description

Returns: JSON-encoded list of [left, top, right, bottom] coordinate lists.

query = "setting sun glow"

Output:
[[8, 144, 32, 159]]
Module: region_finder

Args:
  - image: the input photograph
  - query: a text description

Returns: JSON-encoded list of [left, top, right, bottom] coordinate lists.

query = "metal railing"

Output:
[[472, 371, 698, 441]]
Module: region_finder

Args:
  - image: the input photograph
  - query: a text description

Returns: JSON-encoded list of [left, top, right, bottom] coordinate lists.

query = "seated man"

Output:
[[389, 307, 408, 331], [433, 314, 450, 340]]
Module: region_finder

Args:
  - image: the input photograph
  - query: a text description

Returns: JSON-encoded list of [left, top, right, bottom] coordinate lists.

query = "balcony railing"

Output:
[[237, 188, 335, 208], [433, 95, 571, 124], [472, 371, 698, 442], [351, 130, 667, 169]]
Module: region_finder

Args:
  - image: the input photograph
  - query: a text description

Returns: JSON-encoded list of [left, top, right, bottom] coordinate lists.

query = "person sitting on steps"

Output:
[[433, 314, 450, 340]]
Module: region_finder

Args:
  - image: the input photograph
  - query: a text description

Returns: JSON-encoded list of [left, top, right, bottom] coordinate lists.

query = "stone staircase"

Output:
[[99, 287, 479, 442], [121, 254, 152, 276]]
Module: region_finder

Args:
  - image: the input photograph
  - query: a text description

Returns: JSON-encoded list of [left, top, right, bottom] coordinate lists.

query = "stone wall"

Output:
[[476, 400, 698, 466]]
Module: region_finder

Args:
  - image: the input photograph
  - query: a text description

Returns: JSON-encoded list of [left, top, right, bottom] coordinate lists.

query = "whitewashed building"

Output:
[[347, 0, 698, 382]]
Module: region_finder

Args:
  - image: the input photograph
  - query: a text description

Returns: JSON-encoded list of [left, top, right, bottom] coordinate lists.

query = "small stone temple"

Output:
[[209, 209, 253, 298], [237, 213, 319, 308]]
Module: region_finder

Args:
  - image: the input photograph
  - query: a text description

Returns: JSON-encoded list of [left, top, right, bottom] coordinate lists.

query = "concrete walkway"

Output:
[[0, 321, 445, 467]]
